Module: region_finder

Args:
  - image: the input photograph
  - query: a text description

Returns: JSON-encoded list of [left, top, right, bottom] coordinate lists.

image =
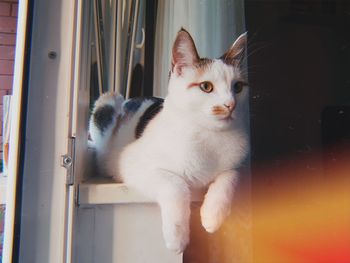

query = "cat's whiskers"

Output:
[[246, 42, 271, 59]]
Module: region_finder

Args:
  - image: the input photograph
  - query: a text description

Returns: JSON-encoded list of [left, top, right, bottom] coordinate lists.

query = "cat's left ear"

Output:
[[172, 28, 200, 75], [220, 32, 247, 66]]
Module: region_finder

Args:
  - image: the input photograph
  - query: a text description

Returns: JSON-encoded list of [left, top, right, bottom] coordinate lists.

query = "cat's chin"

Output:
[[220, 115, 234, 122], [217, 119, 234, 130], [202, 117, 235, 131]]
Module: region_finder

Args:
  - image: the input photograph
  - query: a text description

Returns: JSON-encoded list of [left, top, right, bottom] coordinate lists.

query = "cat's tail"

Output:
[[89, 92, 124, 154]]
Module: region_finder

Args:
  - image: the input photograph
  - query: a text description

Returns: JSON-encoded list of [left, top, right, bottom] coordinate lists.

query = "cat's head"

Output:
[[167, 28, 248, 130]]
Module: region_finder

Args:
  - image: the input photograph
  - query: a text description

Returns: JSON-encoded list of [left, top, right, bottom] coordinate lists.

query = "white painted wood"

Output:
[[74, 207, 95, 263], [79, 180, 153, 205], [71, 0, 88, 139], [65, 185, 75, 263], [16, 0, 77, 262], [75, 205, 183, 263], [66, 1, 91, 262], [71, 0, 92, 184], [76, 179, 205, 262], [78, 178, 204, 205], [76, 179, 206, 263]]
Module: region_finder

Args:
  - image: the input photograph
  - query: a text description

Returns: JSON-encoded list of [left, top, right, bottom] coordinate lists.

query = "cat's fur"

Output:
[[89, 29, 249, 253]]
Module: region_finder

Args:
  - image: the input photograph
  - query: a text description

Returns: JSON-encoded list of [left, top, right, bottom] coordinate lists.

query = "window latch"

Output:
[[61, 137, 75, 185]]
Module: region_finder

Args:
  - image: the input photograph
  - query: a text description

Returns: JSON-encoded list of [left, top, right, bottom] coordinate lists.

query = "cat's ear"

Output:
[[220, 32, 247, 66], [172, 28, 200, 75]]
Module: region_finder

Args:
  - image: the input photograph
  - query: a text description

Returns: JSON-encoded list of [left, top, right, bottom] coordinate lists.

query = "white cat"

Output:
[[89, 29, 249, 253]]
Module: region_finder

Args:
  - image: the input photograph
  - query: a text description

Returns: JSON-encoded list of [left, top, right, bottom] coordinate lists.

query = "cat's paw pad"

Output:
[[200, 202, 231, 233], [163, 223, 189, 254]]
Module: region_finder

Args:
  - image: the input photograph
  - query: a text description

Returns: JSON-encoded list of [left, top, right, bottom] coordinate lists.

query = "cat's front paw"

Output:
[[163, 223, 189, 254], [200, 201, 231, 233]]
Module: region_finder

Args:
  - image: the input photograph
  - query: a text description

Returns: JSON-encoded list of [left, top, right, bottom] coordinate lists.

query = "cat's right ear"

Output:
[[220, 32, 247, 66], [172, 28, 200, 75]]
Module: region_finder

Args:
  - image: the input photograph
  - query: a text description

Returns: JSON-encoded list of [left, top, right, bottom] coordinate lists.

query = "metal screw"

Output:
[[62, 155, 72, 168], [48, 51, 57, 59]]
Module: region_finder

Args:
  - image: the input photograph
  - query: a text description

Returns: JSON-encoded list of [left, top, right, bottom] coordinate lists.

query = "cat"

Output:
[[89, 28, 249, 254]]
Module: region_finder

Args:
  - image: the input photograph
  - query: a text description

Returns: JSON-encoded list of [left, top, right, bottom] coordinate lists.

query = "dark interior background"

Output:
[[247, 0, 350, 166]]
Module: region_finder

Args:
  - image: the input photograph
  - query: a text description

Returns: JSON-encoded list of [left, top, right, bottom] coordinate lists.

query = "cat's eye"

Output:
[[199, 82, 214, 93], [233, 81, 244, 94]]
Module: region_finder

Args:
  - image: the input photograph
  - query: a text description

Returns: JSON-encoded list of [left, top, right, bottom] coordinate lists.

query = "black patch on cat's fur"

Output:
[[124, 98, 144, 112], [135, 98, 164, 139], [94, 105, 115, 133]]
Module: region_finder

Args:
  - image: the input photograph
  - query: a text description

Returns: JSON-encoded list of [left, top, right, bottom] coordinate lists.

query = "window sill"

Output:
[[78, 177, 204, 205]]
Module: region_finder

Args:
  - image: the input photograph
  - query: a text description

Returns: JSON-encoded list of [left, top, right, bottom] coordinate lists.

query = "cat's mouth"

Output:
[[212, 106, 234, 122]]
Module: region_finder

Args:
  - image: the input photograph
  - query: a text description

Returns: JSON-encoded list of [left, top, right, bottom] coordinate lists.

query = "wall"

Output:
[[0, 0, 17, 161]]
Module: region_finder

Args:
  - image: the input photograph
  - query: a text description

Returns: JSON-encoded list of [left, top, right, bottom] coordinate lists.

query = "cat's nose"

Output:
[[224, 101, 236, 112]]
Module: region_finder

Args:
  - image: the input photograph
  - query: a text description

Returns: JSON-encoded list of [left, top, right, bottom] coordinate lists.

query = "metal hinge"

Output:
[[61, 137, 76, 185]]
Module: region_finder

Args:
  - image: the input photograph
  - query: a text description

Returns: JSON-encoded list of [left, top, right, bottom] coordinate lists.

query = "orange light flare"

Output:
[[252, 145, 350, 263], [185, 145, 350, 263]]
